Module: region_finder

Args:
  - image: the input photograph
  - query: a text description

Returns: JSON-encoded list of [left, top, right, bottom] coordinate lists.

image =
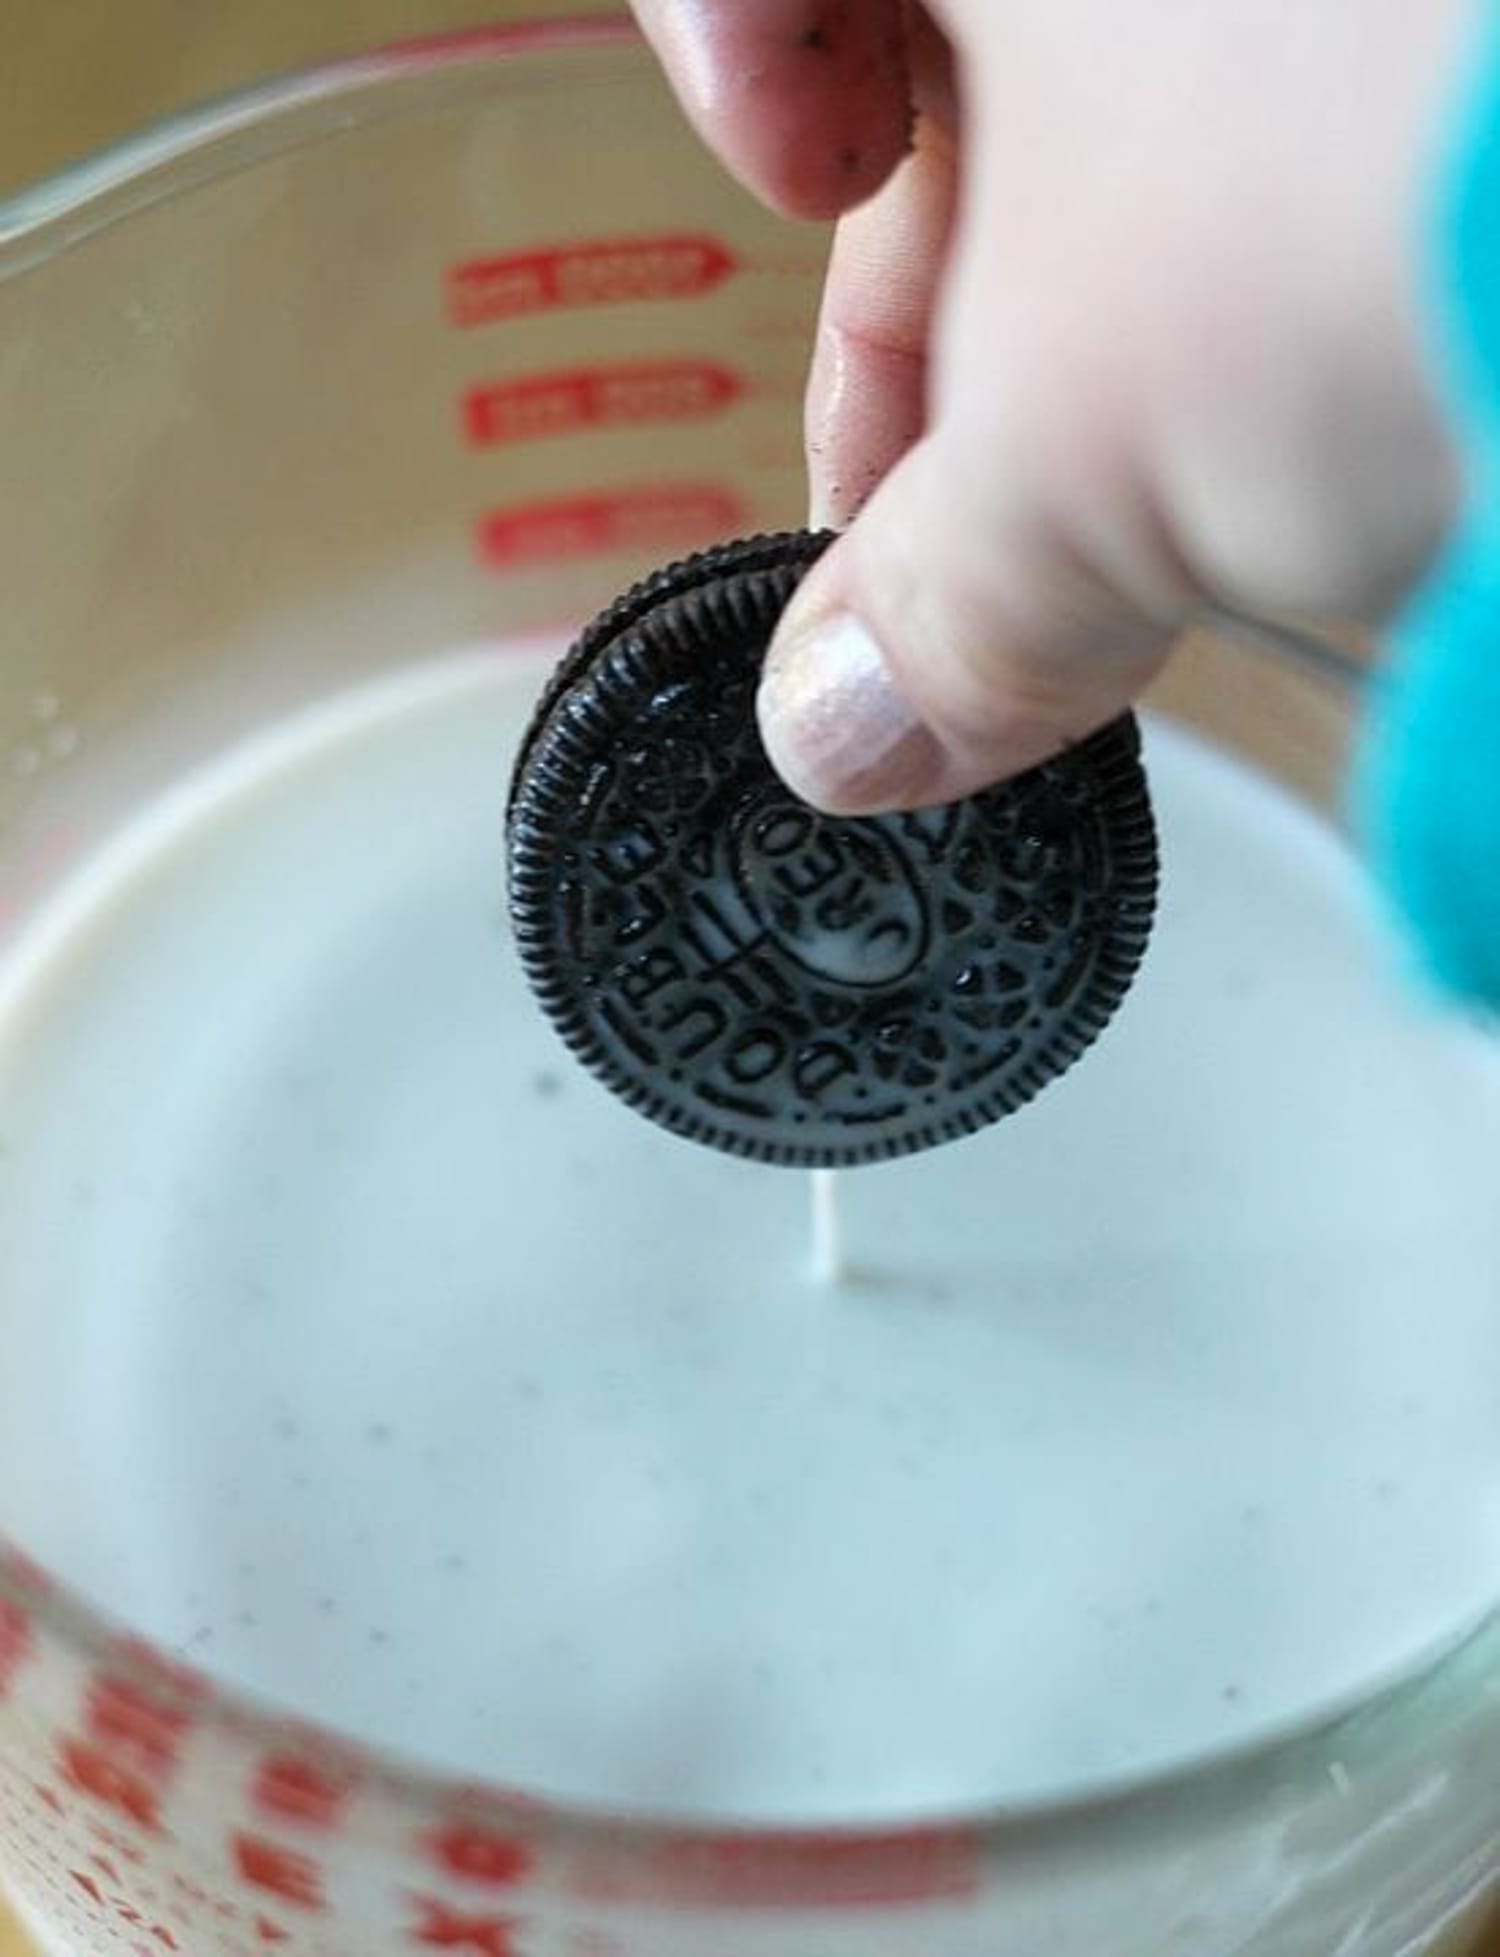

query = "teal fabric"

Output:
[[1362, 5, 1500, 1015]]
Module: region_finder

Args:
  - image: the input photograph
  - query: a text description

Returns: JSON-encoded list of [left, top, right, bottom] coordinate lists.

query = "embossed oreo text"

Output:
[[507, 531, 1156, 1165], [554, 668, 1127, 1147]]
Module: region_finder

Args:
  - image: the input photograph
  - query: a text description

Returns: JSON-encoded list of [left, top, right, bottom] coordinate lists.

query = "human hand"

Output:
[[631, 2, 1468, 817]]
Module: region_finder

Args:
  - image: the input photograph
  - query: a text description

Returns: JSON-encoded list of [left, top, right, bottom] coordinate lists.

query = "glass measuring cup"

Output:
[[2, 14, 1500, 1954]]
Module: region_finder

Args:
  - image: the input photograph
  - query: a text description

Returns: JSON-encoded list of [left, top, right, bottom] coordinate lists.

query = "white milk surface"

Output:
[[1, 649, 1499, 1823]]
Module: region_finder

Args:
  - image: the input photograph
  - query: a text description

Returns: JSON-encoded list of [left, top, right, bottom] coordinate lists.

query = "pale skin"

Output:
[[629, 0, 1475, 814]]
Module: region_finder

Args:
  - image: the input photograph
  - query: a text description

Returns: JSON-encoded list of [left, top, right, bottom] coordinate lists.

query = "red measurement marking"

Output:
[[255, 1917, 292, 1945], [463, 359, 742, 448], [0, 1597, 32, 1702], [448, 235, 736, 327], [252, 1752, 356, 1831], [59, 1741, 162, 1834], [69, 1866, 181, 1947], [169, 1872, 219, 1909], [428, 1821, 533, 1888], [86, 1675, 193, 1777], [88, 1820, 150, 1866], [234, 1835, 327, 1912], [110, 1637, 211, 1702], [578, 1825, 981, 1910], [478, 483, 744, 571], [115, 1907, 179, 1949], [410, 1896, 522, 1954], [0, 1545, 56, 1595]]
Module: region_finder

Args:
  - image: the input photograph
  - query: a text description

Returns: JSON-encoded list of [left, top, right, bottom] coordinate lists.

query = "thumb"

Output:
[[758, 423, 1192, 815]]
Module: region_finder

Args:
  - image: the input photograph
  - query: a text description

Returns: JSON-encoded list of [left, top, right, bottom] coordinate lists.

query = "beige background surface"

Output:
[[0, 1902, 26, 1955], [0, 0, 620, 195]]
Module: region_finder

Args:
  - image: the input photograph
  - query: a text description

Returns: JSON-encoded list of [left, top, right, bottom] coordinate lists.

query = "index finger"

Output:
[[630, 0, 913, 220]]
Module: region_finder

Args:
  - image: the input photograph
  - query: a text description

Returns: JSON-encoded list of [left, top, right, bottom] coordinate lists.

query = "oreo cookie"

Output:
[[506, 531, 1157, 1167]]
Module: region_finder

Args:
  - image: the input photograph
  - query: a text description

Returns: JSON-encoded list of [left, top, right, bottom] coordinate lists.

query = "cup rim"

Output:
[[0, 15, 637, 266], [1, 6, 1495, 1873]]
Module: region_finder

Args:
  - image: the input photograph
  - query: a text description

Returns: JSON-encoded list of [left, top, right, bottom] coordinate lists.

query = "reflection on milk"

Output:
[[0, 649, 1499, 1823]]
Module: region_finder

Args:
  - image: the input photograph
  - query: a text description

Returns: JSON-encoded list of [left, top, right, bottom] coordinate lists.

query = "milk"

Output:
[[0, 646, 1498, 1825]]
